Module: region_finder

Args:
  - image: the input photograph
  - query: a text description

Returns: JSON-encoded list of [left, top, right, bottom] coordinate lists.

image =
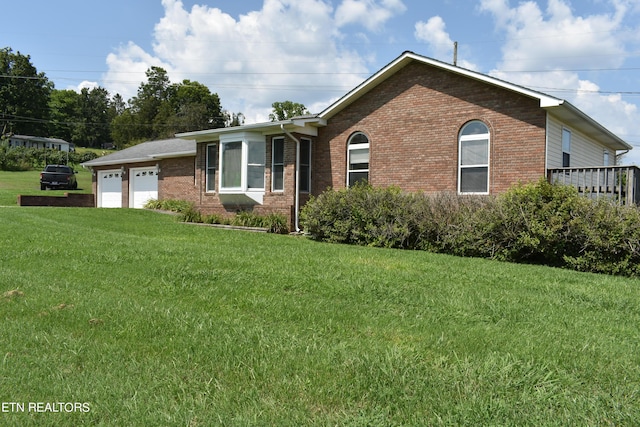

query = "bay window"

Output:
[[219, 132, 266, 197]]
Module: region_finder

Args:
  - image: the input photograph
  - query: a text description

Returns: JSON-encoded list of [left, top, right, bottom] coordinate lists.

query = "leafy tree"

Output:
[[49, 87, 114, 148], [73, 87, 112, 148], [269, 101, 309, 122], [168, 80, 225, 131], [49, 89, 80, 141], [110, 93, 126, 116], [0, 47, 52, 135], [225, 111, 245, 127], [112, 68, 229, 144], [111, 109, 144, 149], [128, 66, 172, 141]]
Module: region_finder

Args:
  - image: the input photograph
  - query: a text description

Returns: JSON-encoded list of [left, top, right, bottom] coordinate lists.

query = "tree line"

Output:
[[0, 47, 245, 149]]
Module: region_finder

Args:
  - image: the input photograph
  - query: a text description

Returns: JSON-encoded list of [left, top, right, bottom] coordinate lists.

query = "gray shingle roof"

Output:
[[81, 138, 196, 167]]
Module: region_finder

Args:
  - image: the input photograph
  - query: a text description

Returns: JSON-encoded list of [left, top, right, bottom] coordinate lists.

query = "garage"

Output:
[[130, 167, 158, 208], [97, 170, 122, 208]]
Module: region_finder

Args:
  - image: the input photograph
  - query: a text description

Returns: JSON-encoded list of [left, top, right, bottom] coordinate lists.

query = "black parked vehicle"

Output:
[[40, 165, 78, 190]]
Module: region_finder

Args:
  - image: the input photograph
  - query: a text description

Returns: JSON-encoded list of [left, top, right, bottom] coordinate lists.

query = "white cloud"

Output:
[[414, 16, 478, 70], [414, 17, 452, 57], [104, 41, 173, 102], [335, 0, 406, 31], [480, 0, 628, 71], [70, 81, 99, 92], [102, 0, 378, 122], [479, 0, 640, 164]]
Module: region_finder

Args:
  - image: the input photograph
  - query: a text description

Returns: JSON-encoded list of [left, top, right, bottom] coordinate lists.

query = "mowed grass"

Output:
[[0, 170, 93, 206], [1, 208, 640, 426]]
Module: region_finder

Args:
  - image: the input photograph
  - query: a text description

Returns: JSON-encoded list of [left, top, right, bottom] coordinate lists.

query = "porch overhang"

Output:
[[546, 102, 632, 151], [176, 117, 326, 143]]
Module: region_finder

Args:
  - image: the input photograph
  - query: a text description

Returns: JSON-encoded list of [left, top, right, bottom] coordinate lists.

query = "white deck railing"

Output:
[[547, 166, 640, 205]]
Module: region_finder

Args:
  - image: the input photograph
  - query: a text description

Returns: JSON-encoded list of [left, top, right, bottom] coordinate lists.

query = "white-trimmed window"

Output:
[[562, 128, 571, 167], [300, 138, 311, 193], [272, 137, 285, 192], [247, 141, 265, 190], [347, 132, 369, 187], [458, 121, 490, 194], [206, 143, 217, 192], [221, 140, 242, 189], [603, 149, 610, 167], [220, 136, 265, 192]]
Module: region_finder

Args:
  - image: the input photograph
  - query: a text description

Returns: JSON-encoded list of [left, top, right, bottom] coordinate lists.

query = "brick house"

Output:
[[84, 51, 634, 228]]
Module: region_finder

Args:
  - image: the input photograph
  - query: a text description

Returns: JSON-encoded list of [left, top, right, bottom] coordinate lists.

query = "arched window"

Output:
[[347, 132, 369, 186], [458, 121, 490, 194]]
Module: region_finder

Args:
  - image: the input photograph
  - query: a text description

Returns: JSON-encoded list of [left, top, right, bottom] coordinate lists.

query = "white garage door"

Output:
[[98, 170, 122, 208], [130, 167, 158, 209]]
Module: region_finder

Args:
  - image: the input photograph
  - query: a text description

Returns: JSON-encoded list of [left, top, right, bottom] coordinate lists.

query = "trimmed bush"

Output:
[[300, 184, 491, 251], [301, 180, 640, 277], [476, 179, 587, 265]]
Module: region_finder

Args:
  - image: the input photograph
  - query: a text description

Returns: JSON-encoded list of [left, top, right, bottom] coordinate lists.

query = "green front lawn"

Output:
[[0, 169, 93, 206], [1, 208, 639, 425]]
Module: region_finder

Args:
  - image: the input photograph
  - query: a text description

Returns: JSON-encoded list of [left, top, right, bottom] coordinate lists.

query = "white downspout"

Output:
[[281, 124, 301, 232]]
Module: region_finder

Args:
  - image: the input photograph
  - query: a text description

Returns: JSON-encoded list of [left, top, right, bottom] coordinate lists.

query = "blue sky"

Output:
[[3, 0, 640, 163]]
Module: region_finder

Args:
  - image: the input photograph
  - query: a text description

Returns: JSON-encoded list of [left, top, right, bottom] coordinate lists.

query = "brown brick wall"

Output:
[[158, 156, 198, 203], [18, 193, 95, 207], [313, 61, 548, 195]]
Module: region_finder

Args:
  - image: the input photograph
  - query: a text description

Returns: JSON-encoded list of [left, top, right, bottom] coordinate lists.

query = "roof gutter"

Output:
[[281, 123, 301, 232]]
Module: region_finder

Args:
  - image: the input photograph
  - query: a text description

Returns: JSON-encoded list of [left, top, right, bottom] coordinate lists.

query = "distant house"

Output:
[[83, 51, 638, 228], [5, 134, 75, 152]]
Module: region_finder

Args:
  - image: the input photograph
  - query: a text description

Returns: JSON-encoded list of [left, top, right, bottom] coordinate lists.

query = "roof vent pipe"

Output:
[[453, 41, 458, 66]]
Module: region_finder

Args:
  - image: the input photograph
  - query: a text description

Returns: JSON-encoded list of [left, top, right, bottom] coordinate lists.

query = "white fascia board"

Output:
[[178, 118, 326, 141], [220, 131, 265, 144]]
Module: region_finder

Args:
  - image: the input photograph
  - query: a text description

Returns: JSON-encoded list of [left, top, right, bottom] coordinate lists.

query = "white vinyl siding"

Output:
[[547, 115, 614, 168]]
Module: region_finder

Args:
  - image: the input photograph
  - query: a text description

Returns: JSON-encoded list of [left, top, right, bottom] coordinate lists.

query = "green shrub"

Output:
[[143, 199, 163, 210], [263, 213, 289, 234], [301, 183, 416, 247], [301, 180, 640, 277], [477, 179, 587, 265], [300, 184, 490, 250], [144, 199, 194, 214], [562, 199, 640, 276], [232, 211, 265, 228], [202, 214, 223, 225], [147, 200, 290, 234], [177, 206, 202, 224]]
